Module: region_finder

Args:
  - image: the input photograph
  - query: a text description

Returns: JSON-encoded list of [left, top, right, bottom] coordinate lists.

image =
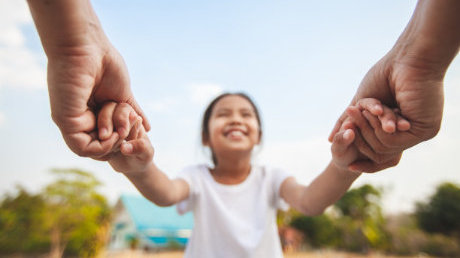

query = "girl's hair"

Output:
[[201, 92, 263, 165]]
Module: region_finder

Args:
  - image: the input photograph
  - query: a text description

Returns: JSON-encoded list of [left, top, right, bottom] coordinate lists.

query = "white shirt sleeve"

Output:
[[175, 165, 199, 215], [270, 167, 291, 211]]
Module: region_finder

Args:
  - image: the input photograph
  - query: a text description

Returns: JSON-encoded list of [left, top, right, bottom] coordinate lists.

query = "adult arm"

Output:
[[329, 0, 460, 171], [27, 0, 150, 158]]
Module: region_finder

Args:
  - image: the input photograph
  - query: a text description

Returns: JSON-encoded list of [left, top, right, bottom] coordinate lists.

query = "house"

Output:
[[108, 194, 194, 250]]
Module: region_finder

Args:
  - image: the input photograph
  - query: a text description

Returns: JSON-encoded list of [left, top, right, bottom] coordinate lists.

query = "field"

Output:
[[105, 250, 427, 258]]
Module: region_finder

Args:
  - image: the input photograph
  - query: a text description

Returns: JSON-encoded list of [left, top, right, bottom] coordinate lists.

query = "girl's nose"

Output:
[[229, 114, 243, 124]]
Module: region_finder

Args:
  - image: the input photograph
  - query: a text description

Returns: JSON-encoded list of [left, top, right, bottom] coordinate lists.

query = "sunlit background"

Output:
[[1, 0, 459, 216]]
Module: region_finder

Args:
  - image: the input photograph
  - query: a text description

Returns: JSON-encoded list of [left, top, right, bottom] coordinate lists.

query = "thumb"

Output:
[[127, 97, 151, 132], [328, 111, 350, 142]]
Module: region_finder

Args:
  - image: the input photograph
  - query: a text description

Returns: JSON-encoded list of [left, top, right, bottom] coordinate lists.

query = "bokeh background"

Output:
[[1, 0, 459, 217]]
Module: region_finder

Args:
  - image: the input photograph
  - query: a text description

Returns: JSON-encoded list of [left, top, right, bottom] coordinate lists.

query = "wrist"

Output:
[[122, 161, 155, 180], [331, 161, 362, 180], [389, 0, 459, 77]]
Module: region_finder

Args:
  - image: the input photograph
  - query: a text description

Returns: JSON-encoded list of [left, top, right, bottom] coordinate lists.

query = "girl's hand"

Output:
[[331, 98, 410, 173], [96, 102, 154, 174]]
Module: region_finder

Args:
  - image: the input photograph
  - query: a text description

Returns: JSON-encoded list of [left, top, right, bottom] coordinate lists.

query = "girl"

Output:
[[98, 93, 406, 258]]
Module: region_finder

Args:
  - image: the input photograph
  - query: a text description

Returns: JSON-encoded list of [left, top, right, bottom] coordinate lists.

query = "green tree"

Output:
[[416, 182, 460, 237], [43, 168, 112, 258], [290, 214, 339, 248], [0, 187, 49, 254], [334, 184, 389, 252]]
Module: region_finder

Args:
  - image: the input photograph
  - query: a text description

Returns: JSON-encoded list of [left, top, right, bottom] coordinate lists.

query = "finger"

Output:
[[67, 131, 120, 158], [97, 102, 117, 140], [332, 129, 355, 155], [377, 105, 398, 133], [126, 116, 143, 141], [328, 112, 347, 142], [347, 106, 390, 154], [356, 98, 384, 117], [113, 103, 136, 139], [349, 153, 402, 173], [396, 113, 411, 131], [127, 98, 151, 132], [351, 130, 378, 161], [120, 138, 154, 161]]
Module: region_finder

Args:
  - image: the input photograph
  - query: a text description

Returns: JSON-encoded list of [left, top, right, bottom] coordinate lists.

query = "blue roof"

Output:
[[121, 194, 193, 231]]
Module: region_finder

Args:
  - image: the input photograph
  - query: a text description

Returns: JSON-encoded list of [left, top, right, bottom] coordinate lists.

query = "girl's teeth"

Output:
[[229, 131, 244, 137]]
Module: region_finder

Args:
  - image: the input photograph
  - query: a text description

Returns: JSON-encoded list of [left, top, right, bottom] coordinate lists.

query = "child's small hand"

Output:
[[330, 120, 360, 172], [97, 102, 154, 174], [331, 98, 410, 173], [352, 98, 410, 134]]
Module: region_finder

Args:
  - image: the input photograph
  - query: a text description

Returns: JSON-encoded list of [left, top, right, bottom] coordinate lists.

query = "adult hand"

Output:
[[329, 0, 459, 172], [28, 0, 150, 159]]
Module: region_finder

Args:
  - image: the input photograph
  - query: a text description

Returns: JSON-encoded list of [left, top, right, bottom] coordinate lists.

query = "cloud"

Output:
[[188, 83, 223, 106], [0, 0, 46, 90]]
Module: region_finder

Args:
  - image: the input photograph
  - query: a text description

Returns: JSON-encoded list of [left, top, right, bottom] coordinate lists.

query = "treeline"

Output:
[[280, 183, 460, 257], [0, 169, 111, 257]]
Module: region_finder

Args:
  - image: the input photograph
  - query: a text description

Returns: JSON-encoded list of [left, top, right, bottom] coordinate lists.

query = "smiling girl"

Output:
[[99, 92, 404, 258]]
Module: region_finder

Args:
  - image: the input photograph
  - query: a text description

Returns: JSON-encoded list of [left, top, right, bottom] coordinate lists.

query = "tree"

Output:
[[416, 182, 460, 237], [290, 214, 339, 248], [334, 184, 381, 220], [0, 187, 49, 254], [334, 184, 389, 252], [43, 168, 112, 257]]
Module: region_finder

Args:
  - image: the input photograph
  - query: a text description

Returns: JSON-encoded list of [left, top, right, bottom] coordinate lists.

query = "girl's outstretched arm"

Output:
[[122, 161, 190, 207], [280, 127, 361, 216]]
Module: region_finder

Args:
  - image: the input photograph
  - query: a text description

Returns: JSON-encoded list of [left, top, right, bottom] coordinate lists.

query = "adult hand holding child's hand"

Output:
[[27, 0, 150, 159]]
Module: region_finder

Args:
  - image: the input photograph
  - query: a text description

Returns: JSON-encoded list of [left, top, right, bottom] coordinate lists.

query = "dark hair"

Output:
[[201, 92, 262, 165]]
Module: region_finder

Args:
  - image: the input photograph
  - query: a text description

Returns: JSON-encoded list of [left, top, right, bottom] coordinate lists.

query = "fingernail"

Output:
[[123, 143, 133, 153], [100, 128, 107, 138], [343, 129, 351, 139], [386, 121, 396, 131]]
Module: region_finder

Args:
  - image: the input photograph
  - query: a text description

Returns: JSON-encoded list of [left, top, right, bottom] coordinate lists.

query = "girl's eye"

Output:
[[242, 112, 253, 117], [216, 113, 229, 117]]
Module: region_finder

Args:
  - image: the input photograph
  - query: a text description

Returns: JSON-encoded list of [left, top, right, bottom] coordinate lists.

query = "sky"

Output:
[[0, 0, 459, 214]]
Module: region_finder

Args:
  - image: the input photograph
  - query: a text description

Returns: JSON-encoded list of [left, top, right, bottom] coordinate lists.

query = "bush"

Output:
[[290, 214, 340, 248]]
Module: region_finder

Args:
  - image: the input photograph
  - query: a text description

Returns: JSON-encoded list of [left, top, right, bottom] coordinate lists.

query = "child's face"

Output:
[[205, 95, 260, 157]]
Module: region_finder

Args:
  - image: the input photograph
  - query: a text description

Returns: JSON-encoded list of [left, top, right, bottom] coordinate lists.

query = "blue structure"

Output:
[[109, 194, 194, 250]]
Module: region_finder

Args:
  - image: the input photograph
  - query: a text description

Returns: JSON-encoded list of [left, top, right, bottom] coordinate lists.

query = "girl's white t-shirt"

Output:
[[176, 164, 291, 258]]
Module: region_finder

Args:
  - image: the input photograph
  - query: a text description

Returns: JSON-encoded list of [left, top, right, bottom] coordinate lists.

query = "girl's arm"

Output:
[[281, 99, 404, 215], [123, 162, 190, 207], [280, 163, 360, 216]]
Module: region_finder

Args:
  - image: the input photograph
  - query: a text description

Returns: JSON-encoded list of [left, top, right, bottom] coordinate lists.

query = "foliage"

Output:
[[334, 184, 381, 220], [385, 213, 460, 257], [334, 184, 389, 252], [0, 169, 112, 257], [285, 184, 390, 253], [290, 214, 339, 248], [415, 182, 460, 237], [44, 168, 112, 257], [0, 187, 49, 253]]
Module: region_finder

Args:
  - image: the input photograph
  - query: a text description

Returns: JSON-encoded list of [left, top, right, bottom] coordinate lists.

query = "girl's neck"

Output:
[[211, 153, 252, 185]]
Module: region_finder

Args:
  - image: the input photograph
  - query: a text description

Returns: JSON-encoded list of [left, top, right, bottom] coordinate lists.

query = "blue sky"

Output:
[[1, 0, 459, 214]]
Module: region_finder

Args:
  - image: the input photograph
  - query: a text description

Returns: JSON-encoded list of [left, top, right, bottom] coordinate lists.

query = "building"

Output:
[[109, 194, 194, 250]]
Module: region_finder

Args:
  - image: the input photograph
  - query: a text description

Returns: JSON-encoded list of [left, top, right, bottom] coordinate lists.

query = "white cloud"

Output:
[[188, 83, 223, 106], [0, 0, 46, 90]]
